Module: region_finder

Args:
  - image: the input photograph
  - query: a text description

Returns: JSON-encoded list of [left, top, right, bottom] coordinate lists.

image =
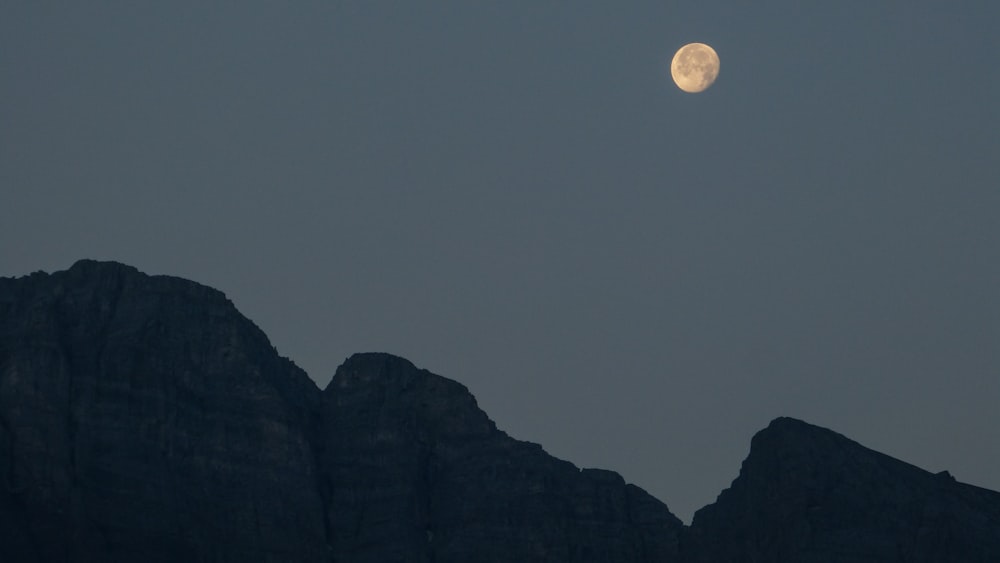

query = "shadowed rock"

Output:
[[0, 260, 325, 562], [684, 417, 1000, 562], [320, 352, 682, 562], [0, 261, 683, 562], [1, 261, 997, 561]]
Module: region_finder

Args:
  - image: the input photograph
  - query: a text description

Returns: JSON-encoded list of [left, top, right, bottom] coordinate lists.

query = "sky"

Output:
[[2, 2, 998, 522]]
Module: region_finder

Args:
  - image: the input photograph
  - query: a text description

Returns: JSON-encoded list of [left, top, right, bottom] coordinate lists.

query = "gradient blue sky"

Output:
[[2, 2, 998, 521]]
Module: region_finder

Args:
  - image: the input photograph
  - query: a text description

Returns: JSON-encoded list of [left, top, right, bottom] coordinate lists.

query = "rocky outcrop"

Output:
[[684, 417, 1000, 562]]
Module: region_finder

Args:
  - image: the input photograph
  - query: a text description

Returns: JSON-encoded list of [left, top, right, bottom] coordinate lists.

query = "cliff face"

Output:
[[685, 417, 1000, 562], [0, 260, 326, 562], [1, 261, 998, 562], [0, 261, 682, 562], [320, 353, 681, 562]]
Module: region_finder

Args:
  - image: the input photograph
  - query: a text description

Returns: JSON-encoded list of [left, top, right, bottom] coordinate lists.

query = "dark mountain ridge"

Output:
[[685, 417, 1000, 562], [1, 260, 997, 561]]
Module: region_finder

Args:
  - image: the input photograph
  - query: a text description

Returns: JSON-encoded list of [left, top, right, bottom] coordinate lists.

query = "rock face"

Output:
[[684, 417, 1000, 562], [1, 261, 998, 561], [0, 261, 326, 562], [320, 353, 681, 562], [0, 261, 682, 562]]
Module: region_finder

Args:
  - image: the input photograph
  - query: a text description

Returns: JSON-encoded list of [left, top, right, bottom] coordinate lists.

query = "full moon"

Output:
[[671, 43, 720, 93]]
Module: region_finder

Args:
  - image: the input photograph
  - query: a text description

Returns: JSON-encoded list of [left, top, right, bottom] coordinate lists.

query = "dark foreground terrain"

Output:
[[1, 260, 997, 562]]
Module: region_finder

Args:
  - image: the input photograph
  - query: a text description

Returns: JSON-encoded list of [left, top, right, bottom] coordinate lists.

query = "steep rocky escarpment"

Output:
[[0, 260, 326, 562], [684, 417, 1000, 562]]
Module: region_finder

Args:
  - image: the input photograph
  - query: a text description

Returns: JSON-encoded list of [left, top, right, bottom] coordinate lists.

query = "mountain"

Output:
[[0, 260, 997, 562], [0, 261, 681, 562], [320, 353, 680, 562], [684, 417, 1000, 562], [0, 260, 325, 561]]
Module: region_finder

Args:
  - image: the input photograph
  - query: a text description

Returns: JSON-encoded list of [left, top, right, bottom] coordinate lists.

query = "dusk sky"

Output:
[[2, 2, 998, 522]]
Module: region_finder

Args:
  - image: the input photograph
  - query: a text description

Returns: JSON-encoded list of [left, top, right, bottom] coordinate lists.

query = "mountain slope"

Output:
[[0, 261, 997, 561], [0, 260, 683, 562], [685, 417, 1000, 562], [0, 260, 325, 561], [320, 352, 681, 562]]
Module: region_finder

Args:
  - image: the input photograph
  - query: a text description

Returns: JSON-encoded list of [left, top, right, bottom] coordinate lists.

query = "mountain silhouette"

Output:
[[684, 417, 1000, 562], [1, 261, 997, 561]]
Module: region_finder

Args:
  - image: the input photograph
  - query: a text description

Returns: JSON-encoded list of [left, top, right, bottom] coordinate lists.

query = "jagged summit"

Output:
[[66, 258, 140, 274], [22, 259, 185, 288], [762, 415, 818, 429], [3, 259, 236, 325], [325, 350, 498, 440], [686, 417, 1000, 562], [329, 351, 435, 390], [336, 351, 420, 376], [757, 414, 867, 442]]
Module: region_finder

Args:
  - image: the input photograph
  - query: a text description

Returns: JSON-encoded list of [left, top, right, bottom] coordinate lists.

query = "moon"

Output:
[[671, 43, 720, 93]]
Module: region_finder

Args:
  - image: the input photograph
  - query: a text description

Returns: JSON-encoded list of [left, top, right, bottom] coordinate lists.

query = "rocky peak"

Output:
[[325, 352, 497, 441], [685, 417, 1000, 562], [319, 351, 683, 562], [64, 258, 140, 278], [331, 351, 420, 384], [0, 260, 326, 561]]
